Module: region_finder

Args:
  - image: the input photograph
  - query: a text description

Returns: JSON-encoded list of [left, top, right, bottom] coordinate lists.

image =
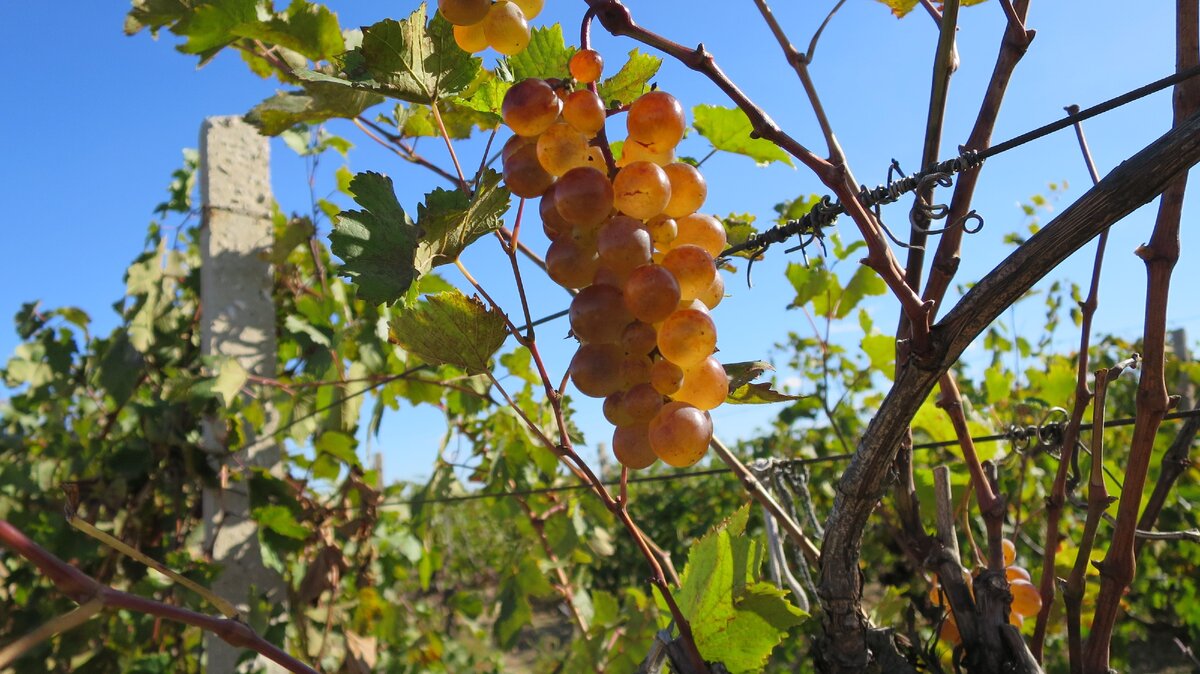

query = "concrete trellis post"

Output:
[[198, 116, 285, 673]]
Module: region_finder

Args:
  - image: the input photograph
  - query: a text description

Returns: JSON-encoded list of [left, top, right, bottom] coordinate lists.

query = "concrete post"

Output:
[[199, 116, 285, 673]]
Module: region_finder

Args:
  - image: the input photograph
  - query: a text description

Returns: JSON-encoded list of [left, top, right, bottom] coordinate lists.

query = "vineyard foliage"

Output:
[[1, 1, 1199, 673]]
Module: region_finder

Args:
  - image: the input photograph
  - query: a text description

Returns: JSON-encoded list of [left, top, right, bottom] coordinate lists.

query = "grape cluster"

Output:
[[442, 0, 543, 56], [500, 53, 729, 471], [930, 539, 1045, 643]]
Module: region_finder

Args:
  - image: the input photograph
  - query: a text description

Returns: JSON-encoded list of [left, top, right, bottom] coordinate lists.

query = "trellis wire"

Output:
[[379, 408, 1200, 508]]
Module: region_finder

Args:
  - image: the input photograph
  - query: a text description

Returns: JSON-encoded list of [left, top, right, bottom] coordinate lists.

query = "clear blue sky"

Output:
[[2, 1, 1197, 483]]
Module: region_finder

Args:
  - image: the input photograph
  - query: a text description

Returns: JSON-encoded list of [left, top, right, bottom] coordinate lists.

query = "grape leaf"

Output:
[[596, 49, 662, 107], [98, 331, 145, 406], [455, 68, 512, 121], [836, 265, 887, 318], [724, 361, 774, 390], [413, 169, 511, 274], [246, 82, 383, 135], [232, 0, 344, 60], [692, 104, 795, 167], [389, 291, 508, 373], [506, 24, 574, 81], [330, 172, 421, 306], [875, 0, 989, 18], [723, 360, 803, 405], [721, 213, 759, 260], [176, 0, 258, 58]]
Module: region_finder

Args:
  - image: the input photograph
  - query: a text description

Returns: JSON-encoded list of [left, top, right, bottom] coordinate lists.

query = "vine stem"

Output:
[[515, 496, 594, 647], [429, 102, 471, 193], [0, 521, 319, 674], [352, 116, 462, 186]]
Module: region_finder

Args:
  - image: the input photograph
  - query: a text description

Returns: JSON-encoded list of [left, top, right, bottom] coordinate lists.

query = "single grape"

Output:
[[1005, 566, 1031, 582], [648, 401, 712, 467], [502, 79, 561, 137], [1009, 611, 1024, 628], [613, 424, 657, 469], [453, 22, 488, 53], [555, 166, 614, 229], [624, 263, 681, 324], [510, 0, 543, 20], [622, 353, 653, 386], [570, 343, 624, 397], [697, 271, 725, 310], [676, 297, 709, 314], [672, 213, 727, 258], [1009, 579, 1042, 617], [1001, 539, 1017, 567], [570, 284, 632, 344], [650, 358, 684, 395], [613, 161, 672, 220], [661, 244, 717, 302], [537, 122, 589, 176], [569, 49, 604, 83], [501, 133, 537, 161], [563, 89, 607, 136], [484, 1, 530, 56], [672, 357, 728, 411], [540, 183, 574, 242], [439, 0, 490, 26], [621, 321, 658, 356], [627, 91, 687, 150], [657, 308, 717, 367], [662, 162, 708, 217], [618, 138, 676, 167], [546, 238, 599, 289], [603, 391, 634, 427], [645, 215, 678, 249], [502, 141, 554, 198], [622, 382, 664, 424], [597, 216, 653, 277]]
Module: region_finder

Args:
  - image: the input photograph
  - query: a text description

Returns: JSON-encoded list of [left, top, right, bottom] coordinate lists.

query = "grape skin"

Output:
[[570, 343, 625, 397], [562, 90, 607, 136], [597, 216, 653, 277], [648, 401, 713, 467], [657, 308, 717, 367], [569, 49, 604, 84], [502, 79, 561, 137], [624, 263, 681, 324], [483, 2, 530, 56], [536, 122, 589, 176], [570, 284, 632, 344], [661, 245, 717, 302], [662, 162, 708, 218], [453, 22, 488, 53], [613, 161, 672, 220], [672, 213, 727, 258], [627, 91, 687, 150], [554, 167, 614, 229], [671, 356, 728, 411], [439, 0, 490, 26], [613, 424, 657, 469], [502, 141, 554, 198], [546, 238, 599, 289]]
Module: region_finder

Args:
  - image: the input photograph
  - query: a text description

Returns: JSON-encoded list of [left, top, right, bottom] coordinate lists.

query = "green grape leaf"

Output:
[[861, 333, 896, 380], [773, 194, 821, 226], [175, 0, 258, 57], [232, 0, 344, 60], [721, 213, 759, 259], [596, 49, 661, 107], [389, 291, 508, 373], [786, 261, 833, 310], [362, 8, 480, 104], [396, 101, 497, 138], [253, 504, 311, 540], [98, 331, 145, 406], [727, 382, 803, 405], [454, 68, 513, 121], [246, 81, 383, 136], [692, 104, 795, 167], [875, 0, 989, 18], [314, 430, 360, 467], [125, 0, 191, 35], [14, 301, 45, 340], [330, 172, 421, 306], [413, 169, 510, 274], [724, 361, 774, 390], [836, 265, 887, 319], [506, 24, 574, 81]]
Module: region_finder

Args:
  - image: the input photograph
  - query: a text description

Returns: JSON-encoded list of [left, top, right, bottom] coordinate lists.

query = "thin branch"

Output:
[[429, 102, 471, 193], [353, 116, 462, 186], [806, 0, 849, 63], [0, 597, 104, 669]]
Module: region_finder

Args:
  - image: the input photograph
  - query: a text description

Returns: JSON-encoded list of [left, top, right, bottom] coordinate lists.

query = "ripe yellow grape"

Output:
[[501, 133, 537, 161], [618, 137, 676, 167], [563, 89, 607, 136], [624, 263, 681, 324], [697, 271, 725, 310], [1006, 566, 1031, 582], [1001, 538, 1017, 567], [646, 215, 678, 248], [502, 79, 561, 137], [627, 91, 687, 150], [661, 244, 717, 301], [546, 238, 599, 289], [613, 160, 672, 220], [536, 122, 589, 176], [604, 391, 634, 427], [650, 358, 685, 395], [597, 216, 653, 276], [657, 308, 717, 367], [1009, 579, 1043, 617], [502, 141, 554, 199], [583, 145, 608, 171], [672, 213, 727, 258], [569, 49, 604, 84], [439, 0, 491, 26], [662, 162, 708, 218], [672, 357, 728, 410], [570, 343, 625, 397], [622, 354, 653, 387], [570, 284, 632, 344], [539, 183, 574, 242], [511, 0, 543, 20], [554, 166, 614, 228], [483, 1, 530, 56], [613, 424, 657, 469], [622, 321, 658, 356], [453, 22, 488, 53], [648, 401, 713, 467], [622, 382, 664, 423]]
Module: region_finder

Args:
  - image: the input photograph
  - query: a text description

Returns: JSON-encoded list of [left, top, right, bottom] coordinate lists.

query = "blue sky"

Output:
[[2, 1, 1198, 483]]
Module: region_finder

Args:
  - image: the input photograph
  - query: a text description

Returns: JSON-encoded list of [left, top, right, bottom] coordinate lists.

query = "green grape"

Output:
[[621, 321, 658, 356], [672, 213, 727, 258], [697, 271, 725, 310], [511, 0, 543, 20], [672, 356, 728, 411], [502, 79, 560, 137], [563, 89, 607, 136], [650, 358, 684, 395], [648, 401, 712, 467], [597, 216, 653, 276], [624, 263, 681, 324], [439, 0, 490, 26], [613, 424, 657, 469], [569, 284, 632, 344], [554, 166, 614, 229], [613, 160, 671, 219], [537, 122, 589, 176], [661, 244, 717, 301], [484, 1, 530, 56], [540, 183, 574, 242], [646, 215, 678, 249], [453, 22, 488, 53], [604, 391, 634, 427], [657, 308, 717, 367], [569, 49, 604, 83], [622, 382, 664, 423], [502, 141, 554, 198], [627, 91, 687, 150], [546, 238, 599, 289], [570, 343, 624, 397], [662, 162, 708, 218]]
